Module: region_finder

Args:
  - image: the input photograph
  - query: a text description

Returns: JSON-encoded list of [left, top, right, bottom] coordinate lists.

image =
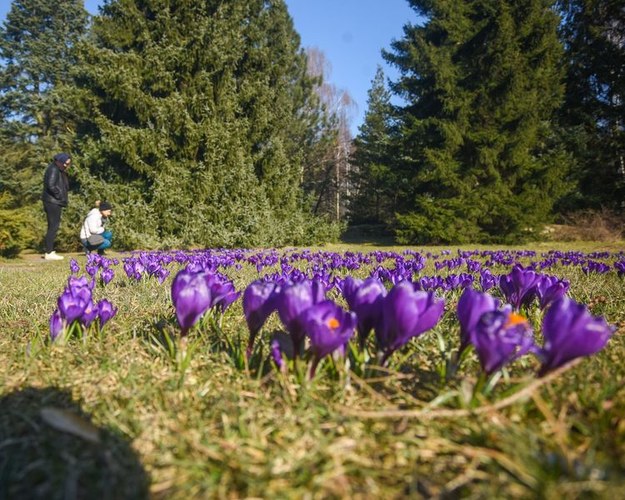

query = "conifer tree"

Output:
[[0, 0, 89, 253], [385, 0, 569, 243], [557, 0, 625, 212], [69, 0, 336, 248], [349, 66, 397, 225]]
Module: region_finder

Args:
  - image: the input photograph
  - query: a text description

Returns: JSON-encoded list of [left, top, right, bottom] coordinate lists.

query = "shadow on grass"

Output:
[[0, 386, 149, 499]]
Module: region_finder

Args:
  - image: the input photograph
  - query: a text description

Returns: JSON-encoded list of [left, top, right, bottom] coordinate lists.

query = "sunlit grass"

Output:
[[1, 243, 625, 498]]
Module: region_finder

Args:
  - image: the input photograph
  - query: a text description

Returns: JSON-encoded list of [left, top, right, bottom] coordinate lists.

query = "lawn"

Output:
[[1, 242, 625, 498]]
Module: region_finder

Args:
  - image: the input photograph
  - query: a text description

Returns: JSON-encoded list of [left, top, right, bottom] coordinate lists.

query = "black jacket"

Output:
[[42, 162, 69, 206]]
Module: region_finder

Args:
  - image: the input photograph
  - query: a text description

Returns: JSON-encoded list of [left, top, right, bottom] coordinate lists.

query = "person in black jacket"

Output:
[[41, 152, 72, 260]]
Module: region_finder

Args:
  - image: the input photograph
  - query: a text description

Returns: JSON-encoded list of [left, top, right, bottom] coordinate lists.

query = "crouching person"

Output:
[[80, 201, 113, 255]]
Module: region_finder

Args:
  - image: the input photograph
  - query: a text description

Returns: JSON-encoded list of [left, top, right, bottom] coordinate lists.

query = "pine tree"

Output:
[[69, 0, 336, 248], [556, 0, 625, 212], [385, 0, 569, 244], [349, 66, 397, 225]]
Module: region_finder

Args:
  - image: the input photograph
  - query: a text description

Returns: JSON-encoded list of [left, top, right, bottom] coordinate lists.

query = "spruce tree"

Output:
[[69, 0, 336, 248], [349, 66, 397, 225], [385, 0, 569, 244], [0, 0, 89, 253], [557, 0, 625, 212]]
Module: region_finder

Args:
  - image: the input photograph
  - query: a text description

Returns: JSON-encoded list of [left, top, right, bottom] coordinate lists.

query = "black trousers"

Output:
[[43, 201, 63, 253]]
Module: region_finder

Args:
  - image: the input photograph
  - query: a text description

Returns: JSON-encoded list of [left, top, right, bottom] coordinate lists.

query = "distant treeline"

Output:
[[0, 0, 623, 255]]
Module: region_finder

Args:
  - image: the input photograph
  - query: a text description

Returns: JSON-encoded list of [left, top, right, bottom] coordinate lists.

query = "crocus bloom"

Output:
[[499, 266, 542, 310], [538, 297, 615, 376], [276, 280, 325, 354], [342, 276, 386, 347], [374, 281, 445, 365], [243, 280, 280, 356], [100, 268, 115, 286], [270, 332, 295, 371], [534, 275, 569, 310], [457, 287, 499, 353], [97, 299, 117, 328], [171, 269, 212, 335], [49, 309, 64, 342], [300, 300, 356, 377], [80, 300, 99, 328], [69, 259, 80, 274], [208, 278, 240, 313], [57, 286, 92, 324], [471, 310, 535, 375]]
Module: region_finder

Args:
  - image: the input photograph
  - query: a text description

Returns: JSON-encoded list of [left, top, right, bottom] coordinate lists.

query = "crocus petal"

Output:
[[471, 310, 535, 375], [538, 297, 614, 375], [171, 269, 212, 335]]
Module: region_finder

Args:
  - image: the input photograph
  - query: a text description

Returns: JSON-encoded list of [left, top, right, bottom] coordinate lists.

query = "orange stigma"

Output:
[[327, 317, 340, 330], [505, 312, 527, 328]]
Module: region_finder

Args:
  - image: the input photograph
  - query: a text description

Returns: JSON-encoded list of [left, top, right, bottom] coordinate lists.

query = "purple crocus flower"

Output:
[[457, 287, 499, 354], [499, 266, 542, 310], [49, 309, 64, 342], [207, 277, 240, 313], [270, 332, 295, 371], [374, 281, 445, 365], [69, 259, 80, 274], [101, 268, 115, 286], [171, 269, 212, 335], [342, 276, 386, 347], [243, 280, 280, 357], [538, 297, 615, 376], [300, 300, 356, 378], [276, 280, 326, 354], [80, 300, 99, 328], [471, 310, 535, 375], [534, 275, 569, 310], [97, 299, 117, 329], [57, 286, 92, 324], [479, 270, 497, 291]]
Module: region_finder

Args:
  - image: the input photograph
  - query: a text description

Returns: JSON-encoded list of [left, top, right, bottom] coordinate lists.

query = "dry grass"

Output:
[[545, 209, 625, 242]]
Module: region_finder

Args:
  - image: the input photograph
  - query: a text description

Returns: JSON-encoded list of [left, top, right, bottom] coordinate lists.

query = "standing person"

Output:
[[41, 152, 72, 260], [80, 201, 113, 255]]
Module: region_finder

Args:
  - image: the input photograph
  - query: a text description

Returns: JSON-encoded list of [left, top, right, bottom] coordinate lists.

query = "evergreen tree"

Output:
[[385, 0, 569, 244], [0, 0, 89, 145], [69, 0, 336, 248], [349, 66, 397, 225], [0, 0, 89, 253], [557, 0, 625, 212]]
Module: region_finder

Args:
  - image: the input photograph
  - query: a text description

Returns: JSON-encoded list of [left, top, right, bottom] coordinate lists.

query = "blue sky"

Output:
[[1, 0, 420, 136]]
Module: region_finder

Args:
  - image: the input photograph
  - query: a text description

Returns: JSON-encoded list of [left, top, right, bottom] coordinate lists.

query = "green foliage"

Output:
[[555, 0, 625, 213], [384, 0, 570, 244], [0, 193, 40, 257], [350, 66, 398, 226], [62, 0, 337, 249]]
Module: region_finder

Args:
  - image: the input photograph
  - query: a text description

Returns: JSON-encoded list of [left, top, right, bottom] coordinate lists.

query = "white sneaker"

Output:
[[44, 251, 64, 261]]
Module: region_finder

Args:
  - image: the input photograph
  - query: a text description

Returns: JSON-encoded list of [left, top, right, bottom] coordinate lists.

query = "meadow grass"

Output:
[[1, 242, 625, 499]]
